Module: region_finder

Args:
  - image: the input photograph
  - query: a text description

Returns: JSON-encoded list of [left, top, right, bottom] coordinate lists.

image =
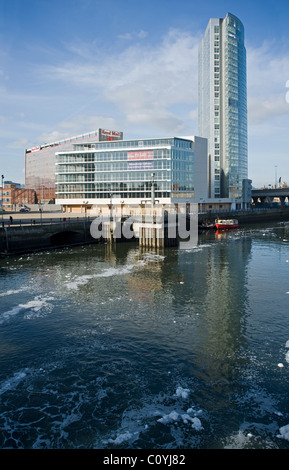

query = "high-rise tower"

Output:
[[198, 13, 248, 200]]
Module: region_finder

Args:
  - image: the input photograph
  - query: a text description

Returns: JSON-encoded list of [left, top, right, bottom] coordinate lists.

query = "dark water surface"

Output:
[[1, 222, 289, 449]]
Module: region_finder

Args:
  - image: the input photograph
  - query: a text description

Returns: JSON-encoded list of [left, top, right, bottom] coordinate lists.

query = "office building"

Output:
[[55, 136, 208, 213], [198, 12, 248, 204], [25, 129, 123, 202]]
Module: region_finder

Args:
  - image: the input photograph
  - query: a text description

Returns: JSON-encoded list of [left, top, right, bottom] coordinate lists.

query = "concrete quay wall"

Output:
[[2, 208, 289, 256], [0, 219, 96, 256]]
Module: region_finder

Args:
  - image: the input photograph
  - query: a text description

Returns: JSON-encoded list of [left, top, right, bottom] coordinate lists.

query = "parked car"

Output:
[[20, 207, 30, 212]]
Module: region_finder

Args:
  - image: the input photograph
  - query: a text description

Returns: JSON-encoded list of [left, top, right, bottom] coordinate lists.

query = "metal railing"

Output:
[[1, 216, 93, 228]]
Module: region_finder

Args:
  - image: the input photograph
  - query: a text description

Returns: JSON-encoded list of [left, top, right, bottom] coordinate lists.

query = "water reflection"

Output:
[[1, 224, 289, 449]]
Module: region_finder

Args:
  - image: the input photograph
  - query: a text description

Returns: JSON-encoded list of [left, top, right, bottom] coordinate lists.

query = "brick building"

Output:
[[0, 183, 36, 211]]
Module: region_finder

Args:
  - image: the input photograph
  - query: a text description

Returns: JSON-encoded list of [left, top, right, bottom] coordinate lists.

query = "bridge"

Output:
[[252, 188, 289, 206]]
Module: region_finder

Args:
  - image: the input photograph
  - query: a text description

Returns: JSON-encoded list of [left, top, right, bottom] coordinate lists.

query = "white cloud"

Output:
[[248, 95, 289, 126], [245, 40, 289, 186], [36, 130, 72, 144], [37, 115, 118, 143], [43, 32, 289, 137], [59, 114, 118, 133], [118, 32, 132, 40], [11, 138, 30, 148], [118, 30, 147, 40], [42, 29, 200, 136], [137, 30, 147, 39], [247, 41, 289, 125]]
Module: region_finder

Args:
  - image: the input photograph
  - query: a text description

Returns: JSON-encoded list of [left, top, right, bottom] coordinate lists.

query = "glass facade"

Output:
[[25, 129, 123, 202], [55, 138, 195, 202], [198, 13, 248, 199]]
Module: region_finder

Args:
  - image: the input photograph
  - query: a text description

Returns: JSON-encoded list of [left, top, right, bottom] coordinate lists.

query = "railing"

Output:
[[1, 216, 94, 228]]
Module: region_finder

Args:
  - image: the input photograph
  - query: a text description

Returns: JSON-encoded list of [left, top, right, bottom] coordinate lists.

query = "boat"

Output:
[[214, 218, 239, 230]]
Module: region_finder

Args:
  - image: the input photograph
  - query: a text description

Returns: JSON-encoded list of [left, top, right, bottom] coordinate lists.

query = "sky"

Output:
[[0, 0, 289, 188]]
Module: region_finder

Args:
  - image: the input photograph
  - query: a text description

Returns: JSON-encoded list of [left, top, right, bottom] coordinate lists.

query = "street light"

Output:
[[83, 200, 89, 216], [110, 193, 113, 220], [151, 172, 155, 207], [1, 175, 4, 226], [38, 202, 43, 224]]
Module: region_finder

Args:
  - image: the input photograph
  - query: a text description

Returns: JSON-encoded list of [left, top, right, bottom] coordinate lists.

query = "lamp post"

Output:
[[110, 193, 113, 220], [83, 200, 89, 218], [151, 172, 155, 207], [1, 174, 4, 227], [38, 202, 43, 224]]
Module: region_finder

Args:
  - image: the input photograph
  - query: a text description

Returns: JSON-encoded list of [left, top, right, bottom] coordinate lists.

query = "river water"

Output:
[[1, 221, 289, 449]]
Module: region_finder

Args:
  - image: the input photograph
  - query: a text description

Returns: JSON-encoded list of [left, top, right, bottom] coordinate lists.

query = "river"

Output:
[[0, 221, 289, 449]]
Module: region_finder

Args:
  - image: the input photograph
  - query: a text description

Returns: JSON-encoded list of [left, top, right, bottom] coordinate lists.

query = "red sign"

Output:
[[127, 151, 154, 160], [30, 146, 40, 152], [101, 129, 122, 137]]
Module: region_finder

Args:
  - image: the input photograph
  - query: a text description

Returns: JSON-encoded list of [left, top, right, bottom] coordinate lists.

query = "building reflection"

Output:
[[176, 233, 252, 387], [23, 232, 252, 393]]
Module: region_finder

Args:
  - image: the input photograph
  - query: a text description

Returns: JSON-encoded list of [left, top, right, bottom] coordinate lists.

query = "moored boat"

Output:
[[214, 218, 239, 230]]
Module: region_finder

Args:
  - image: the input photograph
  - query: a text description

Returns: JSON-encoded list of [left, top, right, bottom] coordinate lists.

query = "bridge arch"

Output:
[[50, 230, 83, 246]]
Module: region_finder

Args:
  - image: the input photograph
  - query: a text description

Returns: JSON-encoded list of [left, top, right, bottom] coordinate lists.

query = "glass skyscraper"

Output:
[[198, 12, 248, 201]]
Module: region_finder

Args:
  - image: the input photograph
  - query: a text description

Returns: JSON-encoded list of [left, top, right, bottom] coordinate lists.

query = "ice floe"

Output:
[[277, 424, 289, 441], [108, 431, 139, 445], [157, 409, 203, 431], [175, 386, 190, 399], [157, 387, 203, 431]]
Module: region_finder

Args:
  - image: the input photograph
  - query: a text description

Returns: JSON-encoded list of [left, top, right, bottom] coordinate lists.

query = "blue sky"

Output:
[[1, 0, 289, 188]]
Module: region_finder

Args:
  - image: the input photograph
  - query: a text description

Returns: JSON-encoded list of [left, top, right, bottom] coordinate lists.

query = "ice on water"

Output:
[[278, 425, 289, 442], [64, 252, 166, 290], [0, 295, 54, 324]]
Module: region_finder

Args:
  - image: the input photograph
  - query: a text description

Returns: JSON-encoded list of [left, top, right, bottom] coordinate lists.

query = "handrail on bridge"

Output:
[[1, 216, 93, 228]]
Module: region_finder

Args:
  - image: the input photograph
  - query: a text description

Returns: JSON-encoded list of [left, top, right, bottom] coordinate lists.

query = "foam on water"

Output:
[[0, 370, 27, 396], [65, 265, 136, 290], [0, 295, 54, 324], [0, 287, 29, 297], [141, 253, 166, 262], [65, 253, 166, 291], [0, 305, 23, 323]]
